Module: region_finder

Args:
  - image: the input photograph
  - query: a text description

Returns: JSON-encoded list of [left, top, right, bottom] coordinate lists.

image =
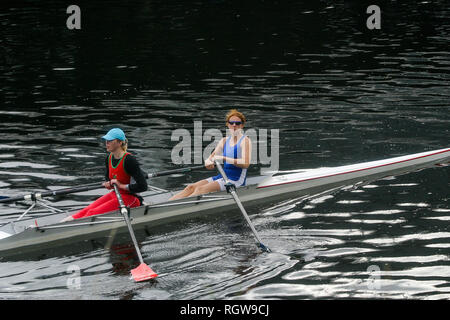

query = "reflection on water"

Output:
[[1, 170, 449, 299], [0, 0, 449, 300]]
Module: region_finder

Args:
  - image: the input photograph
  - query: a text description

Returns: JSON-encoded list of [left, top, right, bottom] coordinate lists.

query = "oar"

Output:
[[214, 160, 271, 253], [146, 165, 205, 178], [0, 182, 104, 204], [0, 165, 207, 204], [112, 183, 158, 282]]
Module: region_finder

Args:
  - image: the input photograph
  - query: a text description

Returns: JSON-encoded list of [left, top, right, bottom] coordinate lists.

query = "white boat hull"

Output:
[[0, 147, 449, 257]]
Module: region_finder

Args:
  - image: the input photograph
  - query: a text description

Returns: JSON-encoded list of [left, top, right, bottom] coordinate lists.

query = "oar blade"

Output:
[[259, 242, 271, 253], [131, 263, 158, 282]]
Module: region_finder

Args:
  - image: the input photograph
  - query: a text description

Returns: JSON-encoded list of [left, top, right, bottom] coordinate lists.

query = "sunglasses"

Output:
[[228, 121, 243, 126]]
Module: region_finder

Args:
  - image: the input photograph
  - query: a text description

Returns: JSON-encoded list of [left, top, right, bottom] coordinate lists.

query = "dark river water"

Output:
[[0, 0, 449, 301]]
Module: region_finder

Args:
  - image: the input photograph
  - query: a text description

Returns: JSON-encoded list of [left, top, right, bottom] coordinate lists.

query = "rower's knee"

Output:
[[192, 185, 207, 196]]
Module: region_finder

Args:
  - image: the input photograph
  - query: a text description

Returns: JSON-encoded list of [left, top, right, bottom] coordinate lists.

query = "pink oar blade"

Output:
[[131, 263, 158, 282]]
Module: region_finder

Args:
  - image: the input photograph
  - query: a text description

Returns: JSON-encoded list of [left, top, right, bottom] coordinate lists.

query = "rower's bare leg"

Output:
[[190, 181, 221, 197], [60, 215, 74, 222], [169, 180, 209, 200]]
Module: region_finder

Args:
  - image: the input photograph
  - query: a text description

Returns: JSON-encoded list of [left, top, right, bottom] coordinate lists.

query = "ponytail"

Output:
[[121, 138, 128, 152]]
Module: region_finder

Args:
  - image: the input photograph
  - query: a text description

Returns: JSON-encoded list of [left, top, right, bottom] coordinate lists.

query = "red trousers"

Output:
[[72, 191, 140, 220]]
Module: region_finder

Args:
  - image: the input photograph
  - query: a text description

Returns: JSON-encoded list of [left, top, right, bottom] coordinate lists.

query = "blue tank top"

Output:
[[212, 135, 247, 183]]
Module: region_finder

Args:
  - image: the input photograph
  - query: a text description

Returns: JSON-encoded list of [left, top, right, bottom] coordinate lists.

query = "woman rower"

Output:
[[61, 128, 147, 222], [169, 109, 251, 200]]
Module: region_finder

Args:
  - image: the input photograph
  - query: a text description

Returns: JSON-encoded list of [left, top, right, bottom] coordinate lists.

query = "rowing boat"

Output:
[[0, 147, 449, 258]]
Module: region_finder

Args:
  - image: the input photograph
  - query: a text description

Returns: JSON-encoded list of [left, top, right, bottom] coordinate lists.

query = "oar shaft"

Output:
[[214, 160, 270, 252], [0, 182, 103, 204], [229, 189, 265, 245], [0, 165, 206, 204], [112, 184, 144, 264], [214, 162, 257, 237], [147, 165, 205, 178], [112, 184, 158, 281]]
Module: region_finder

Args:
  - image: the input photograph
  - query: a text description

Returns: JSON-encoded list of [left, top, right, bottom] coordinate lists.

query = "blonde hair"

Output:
[[120, 138, 128, 152], [225, 109, 246, 124]]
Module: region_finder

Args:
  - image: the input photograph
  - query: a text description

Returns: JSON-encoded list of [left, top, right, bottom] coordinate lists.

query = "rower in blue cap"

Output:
[[61, 128, 148, 222]]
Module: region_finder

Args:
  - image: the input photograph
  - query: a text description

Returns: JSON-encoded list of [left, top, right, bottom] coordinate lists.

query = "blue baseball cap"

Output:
[[102, 128, 126, 141]]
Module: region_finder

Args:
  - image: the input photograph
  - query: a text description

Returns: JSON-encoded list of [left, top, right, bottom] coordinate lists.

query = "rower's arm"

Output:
[[105, 155, 110, 181], [205, 138, 226, 166], [123, 156, 148, 193]]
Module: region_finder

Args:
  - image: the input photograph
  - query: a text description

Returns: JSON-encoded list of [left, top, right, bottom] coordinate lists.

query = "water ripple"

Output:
[[1, 0, 449, 300]]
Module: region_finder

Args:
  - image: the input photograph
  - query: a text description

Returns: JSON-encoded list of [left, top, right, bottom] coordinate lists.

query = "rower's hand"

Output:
[[103, 181, 113, 190], [109, 179, 129, 191], [205, 158, 215, 170], [205, 155, 223, 169], [109, 179, 125, 190], [104, 180, 124, 190]]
